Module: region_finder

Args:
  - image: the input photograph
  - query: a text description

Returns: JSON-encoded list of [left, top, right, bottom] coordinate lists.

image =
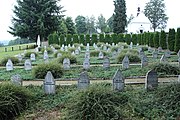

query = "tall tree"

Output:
[[144, 0, 168, 31], [86, 16, 97, 34], [168, 28, 175, 51], [65, 17, 76, 34], [96, 14, 107, 33], [107, 16, 113, 32], [75, 15, 87, 34], [8, 0, 64, 42], [113, 0, 127, 34], [175, 28, 180, 52], [58, 18, 67, 35], [159, 30, 167, 49]]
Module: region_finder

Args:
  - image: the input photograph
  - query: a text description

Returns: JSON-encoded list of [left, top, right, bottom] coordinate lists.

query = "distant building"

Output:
[[127, 7, 153, 34]]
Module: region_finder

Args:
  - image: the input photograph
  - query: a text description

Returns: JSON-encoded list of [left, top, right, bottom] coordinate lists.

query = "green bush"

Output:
[[27, 44, 36, 49], [116, 53, 141, 63], [175, 28, 180, 52], [121, 49, 139, 55], [41, 47, 53, 54], [152, 63, 180, 75], [90, 50, 108, 57], [54, 50, 70, 58], [153, 32, 160, 48], [111, 46, 119, 52], [159, 30, 167, 49], [117, 42, 128, 49], [62, 83, 129, 120], [24, 52, 38, 58], [0, 83, 34, 120], [97, 42, 105, 47], [55, 54, 77, 64], [68, 47, 76, 53], [0, 56, 19, 66], [32, 62, 63, 79], [51, 44, 60, 49]]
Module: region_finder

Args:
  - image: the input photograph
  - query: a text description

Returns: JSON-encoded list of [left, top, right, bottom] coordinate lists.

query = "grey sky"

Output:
[[0, 0, 179, 41]]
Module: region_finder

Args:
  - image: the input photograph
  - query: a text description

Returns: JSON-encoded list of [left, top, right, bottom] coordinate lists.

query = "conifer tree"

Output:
[[168, 28, 175, 51]]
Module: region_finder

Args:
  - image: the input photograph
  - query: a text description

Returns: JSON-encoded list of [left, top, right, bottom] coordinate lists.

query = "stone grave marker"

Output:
[[122, 55, 129, 69], [130, 42, 133, 49], [71, 51, 75, 55], [6, 59, 13, 71], [68, 44, 71, 48], [78, 71, 90, 89], [43, 50, 49, 60], [24, 59, 32, 70], [178, 75, 180, 82], [34, 47, 39, 53], [83, 58, 90, 70], [57, 53, 62, 58], [11, 74, 22, 86], [85, 52, 90, 59], [112, 51, 117, 58], [160, 54, 167, 63], [103, 45, 107, 51], [177, 50, 180, 57], [63, 58, 70, 70], [118, 48, 122, 53], [61, 47, 64, 51], [158, 47, 162, 53], [17, 54, 23, 62], [103, 57, 110, 69], [112, 43, 115, 46], [145, 70, 158, 91], [30, 53, 36, 61], [98, 51, 104, 59], [112, 69, 124, 91], [75, 49, 80, 55], [139, 51, 145, 59], [138, 47, 142, 53], [164, 49, 171, 58], [141, 55, 148, 68], [78, 46, 81, 51], [44, 71, 55, 94], [152, 50, 158, 59]]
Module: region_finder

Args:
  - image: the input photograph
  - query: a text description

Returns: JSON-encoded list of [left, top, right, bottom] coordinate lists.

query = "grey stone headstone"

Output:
[[63, 58, 70, 70], [34, 47, 39, 53], [11, 74, 22, 86], [103, 45, 107, 51], [78, 71, 90, 89], [130, 42, 133, 49], [17, 54, 23, 62], [160, 54, 167, 63], [152, 50, 158, 59], [57, 53, 62, 58], [112, 43, 115, 46], [71, 51, 75, 55], [112, 51, 117, 58], [83, 58, 90, 70], [30, 53, 36, 61], [85, 52, 90, 59], [138, 47, 142, 53], [75, 49, 80, 55], [6, 59, 13, 71], [98, 51, 104, 59], [43, 50, 49, 60], [103, 57, 110, 69], [139, 51, 145, 59], [158, 47, 163, 53], [164, 49, 171, 58], [44, 71, 55, 94], [24, 59, 32, 70], [61, 47, 64, 51], [141, 55, 148, 68], [112, 69, 124, 91], [145, 70, 158, 91], [177, 50, 180, 57], [178, 75, 180, 82], [122, 55, 129, 69]]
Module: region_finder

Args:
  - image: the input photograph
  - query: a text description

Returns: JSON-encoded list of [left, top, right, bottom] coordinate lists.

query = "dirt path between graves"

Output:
[[1, 77, 176, 86]]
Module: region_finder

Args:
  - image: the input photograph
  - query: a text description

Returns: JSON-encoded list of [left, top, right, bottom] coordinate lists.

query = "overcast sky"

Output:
[[0, 0, 180, 41]]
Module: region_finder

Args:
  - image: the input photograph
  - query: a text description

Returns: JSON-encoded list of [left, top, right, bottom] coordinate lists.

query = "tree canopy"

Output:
[[144, 0, 168, 31], [8, 0, 64, 42], [75, 15, 87, 34]]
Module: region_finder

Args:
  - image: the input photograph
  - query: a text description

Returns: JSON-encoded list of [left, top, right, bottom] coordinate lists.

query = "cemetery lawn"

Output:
[[16, 83, 180, 120]]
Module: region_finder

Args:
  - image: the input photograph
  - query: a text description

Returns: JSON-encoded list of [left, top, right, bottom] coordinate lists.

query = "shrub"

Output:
[[152, 63, 180, 75], [159, 30, 167, 49], [0, 83, 34, 120], [55, 54, 77, 64], [68, 47, 76, 53], [121, 49, 139, 55], [168, 28, 175, 51], [32, 62, 63, 79], [90, 50, 108, 57], [0, 56, 19, 66], [153, 32, 160, 48], [149, 33, 154, 47], [117, 42, 128, 49], [92, 34, 98, 44], [97, 42, 105, 47], [175, 28, 180, 52], [51, 44, 60, 49], [73, 34, 79, 44], [62, 83, 129, 120], [27, 44, 36, 49], [132, 34, 137, 45], [41, 47, 53, 54], [116, 53, 141, 63], [124, 34, 131, 45], [24, 52, 38, 58], [54, 50, 70, 58], [111, 46, 119, 52]]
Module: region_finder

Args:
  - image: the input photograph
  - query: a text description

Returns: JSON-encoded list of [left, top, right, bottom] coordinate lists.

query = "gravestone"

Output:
[[141, 55, 148, 68], [145, 70, 158, 91], [78, 46, 81, 51], [6, 59, 13, 71], [61, 47, 64, 51], [30, 53, 36, 61], [112, 69, 124, 91], [112, 43, 115, 46], [44, 71, 55, 94], [103, 57, 110, 69], [178, 75, 180, 82], [178, 57, 180, 67], [118, 48, 122, 53], [42, 41, 49, 47], [63, 58, 70, 70], [17, 54, 23, 62], [130, 42, 133, 49], [57, 53, 62, 58], [34, 47, 39, 53], [152, 50, 158, 59], [11, 74, 22, 86], [71, 51, 75, 55], [78, 71, 90, 89], [112, 51, 117, 58], [83, 58, 90, 70], [158, 47, 162, 53], [139, 51, 145, 59], [85, 52, 90, 59], [138, 47, 142, 53], [43, 50, 49, 60], [160, 54, 167, 63], [75, 49, 80, 55], [24, 59, 32, 70], [164, 49, 171, 58], [103, 45, 107, 51], [98, 51, 104, 59], [122, 55, 129, 69], [178, 50, 180, 57]]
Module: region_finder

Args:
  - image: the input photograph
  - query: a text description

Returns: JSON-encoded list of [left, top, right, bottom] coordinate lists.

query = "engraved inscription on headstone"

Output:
[[98, 51, 104, 59], [11, 74, 22, 86], [112, 69, 124, 91], [24, 59, 32, 70], [78, 71, 90, 89], [17, 54, 23, 62], [30, 53, 36, 61], [122, 55, 129, 69], [6, 59, 13, 71], [145, 70, 158, 91], [43, 50, 49, 60], [103, 57, 110, 69], [83, 58, 90, 70], [44, 71, 55, 94], [141, 55, 148, 68]]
